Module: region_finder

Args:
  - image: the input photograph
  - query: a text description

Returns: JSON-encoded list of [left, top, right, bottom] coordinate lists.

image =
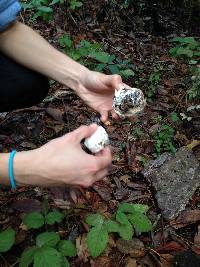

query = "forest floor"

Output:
[[0, 1, 200, 267]]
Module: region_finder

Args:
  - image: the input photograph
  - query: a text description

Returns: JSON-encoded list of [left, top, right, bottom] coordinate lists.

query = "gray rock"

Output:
[[143, 147, 200, 220]]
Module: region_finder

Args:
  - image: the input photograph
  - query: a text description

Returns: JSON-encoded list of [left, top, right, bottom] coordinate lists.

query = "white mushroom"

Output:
[[84, 126, 109, 153], [113, 86, 146, 118]]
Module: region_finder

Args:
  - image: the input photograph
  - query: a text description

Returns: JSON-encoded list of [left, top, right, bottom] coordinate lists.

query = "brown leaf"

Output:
[[91, 256, 115, 267], [11, 199, 42, 213], [76, 234, 90, 263], [125, 257, 137, 267], [156, 241, 186, 253], [116, 238, 146, 258], [170, 210, 200, 229], [45, 107, 64, 122], [160, 254, 174, 267], [93, 184, 112, 201]]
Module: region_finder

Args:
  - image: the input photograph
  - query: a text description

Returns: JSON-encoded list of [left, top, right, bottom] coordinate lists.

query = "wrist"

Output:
[[56, 53, 90, 91], [14, 150, 39, 186]]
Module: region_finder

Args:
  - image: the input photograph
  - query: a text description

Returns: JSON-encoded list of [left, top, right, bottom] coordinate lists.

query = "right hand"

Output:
[[14, 124, 112, 187]]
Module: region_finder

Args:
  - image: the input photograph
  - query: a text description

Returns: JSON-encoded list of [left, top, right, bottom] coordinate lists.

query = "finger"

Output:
[[95, 146, 112, 169], [95, 168, 109, 181], [103, 74, 122, 89], [100, 110, 108, 123], [73, 124, 98, 142], [115, 83, 133, 91], [111, 109, 120, 120]]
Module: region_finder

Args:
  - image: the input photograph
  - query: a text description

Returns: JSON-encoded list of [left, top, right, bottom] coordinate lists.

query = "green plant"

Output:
[[23, 198, 64, 229], [19, 232, 76, 267], [59, 34, 135, 79], [68, 0, 83, 10], [147, 67, 161, 99], [0, 228, 15, 253], [187, 66, 200, 100], [21, 0, 54, 22], [170, 37, 200, 60], [154, 124, 176, 154], [85, 203, 152, 258], [169, 37, 200, 101]]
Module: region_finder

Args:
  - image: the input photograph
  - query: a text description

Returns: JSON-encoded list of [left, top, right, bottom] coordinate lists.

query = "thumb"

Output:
[[103, 74, 122, 89], [73, 124, 98, 142]]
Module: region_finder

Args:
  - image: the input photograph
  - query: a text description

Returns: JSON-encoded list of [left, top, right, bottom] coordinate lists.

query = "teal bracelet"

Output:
[[9, 150, 17, 189]]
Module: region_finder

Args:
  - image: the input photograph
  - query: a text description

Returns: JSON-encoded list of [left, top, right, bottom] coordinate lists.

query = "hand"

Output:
[[76, 70, 123, 122], [14, 124, 112, 187]]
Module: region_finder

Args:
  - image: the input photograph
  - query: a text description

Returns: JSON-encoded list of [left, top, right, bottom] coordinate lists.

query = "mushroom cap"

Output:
[[113, 87, 146, 118], [84, 126, 109, 153]]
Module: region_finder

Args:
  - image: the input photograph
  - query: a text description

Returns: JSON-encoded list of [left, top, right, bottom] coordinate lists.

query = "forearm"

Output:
[[0, 21, 89, 90]]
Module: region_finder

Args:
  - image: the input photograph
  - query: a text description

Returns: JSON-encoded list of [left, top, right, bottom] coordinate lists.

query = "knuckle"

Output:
[[82, 178, 93, 188]]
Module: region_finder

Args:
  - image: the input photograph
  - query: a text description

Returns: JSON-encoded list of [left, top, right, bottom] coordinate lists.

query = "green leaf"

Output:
[[50, 0, 61, 5], [116, 211, 129, 224], [46, 211, 64, 225], [19, 247, 38, 267], [85, 213, 104, 227], [118, 203, 149, 214], [57, 240, 77, 257], [23, 212, 44, 229], [33, 246, 63, 267], [104, 219, 119, 233], [0, 228, 15, 253], [37, 6, 53, 13], [59, 35, 73, 48], [171, 112, 178, 122], [90, 52, 111, 63], [176, 47, 193, 58], [86, 226, 108, 258], [36, 232, 60, 247], [120, 69, 135, 78], [95, 63, 106, 72], [61, 257, 70, 267], [108, 64, 120, 74], [128, 212, 153, 233], [118, 221, 133, 240], [171, 37, 198, 46]]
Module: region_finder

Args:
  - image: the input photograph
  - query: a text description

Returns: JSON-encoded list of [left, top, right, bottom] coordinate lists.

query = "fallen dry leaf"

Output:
[[76, 234, 90, 263], [116, 238, 146, 258], [170, 209, 200, 229], [125, 257, 137, 267], [156, 241, 186, 253]]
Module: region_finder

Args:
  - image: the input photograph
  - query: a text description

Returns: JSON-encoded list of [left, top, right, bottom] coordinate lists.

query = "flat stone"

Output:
[[143, 147, 200, 220]]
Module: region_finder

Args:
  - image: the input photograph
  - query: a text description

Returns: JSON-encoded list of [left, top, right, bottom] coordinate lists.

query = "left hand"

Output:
[[76, 70, 123, 122]]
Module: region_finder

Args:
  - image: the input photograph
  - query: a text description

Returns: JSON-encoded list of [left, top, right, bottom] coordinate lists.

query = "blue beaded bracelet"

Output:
[[9, 150, 17, 189]]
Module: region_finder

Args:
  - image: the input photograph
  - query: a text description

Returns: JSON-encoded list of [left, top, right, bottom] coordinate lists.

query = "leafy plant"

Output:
[[21, 0, 54, 22], [68, 0, 83, 10], [59, 34, 135, 79], [170, 37, 200, 101], [85, 203, 152, 258], [147, 67, 161, 99], [154, 124, 176, 155], [23, 199, 64, 229], [170, 37, 200, 60], [19, 232, 76, 267], [187, 66, 200, 100], [0, 228, 15, 253]]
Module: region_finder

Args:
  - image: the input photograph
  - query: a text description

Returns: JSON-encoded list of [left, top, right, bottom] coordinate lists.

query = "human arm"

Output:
[[0, 21, 123, 121], [0, 124, 112, 188]]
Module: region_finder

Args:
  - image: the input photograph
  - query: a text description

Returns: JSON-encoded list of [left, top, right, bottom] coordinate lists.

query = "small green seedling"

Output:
[[154, 124, 176, 155], [85, 203, 152, 258], [23, 198, 64, 229], [19, 232, 76, 267]]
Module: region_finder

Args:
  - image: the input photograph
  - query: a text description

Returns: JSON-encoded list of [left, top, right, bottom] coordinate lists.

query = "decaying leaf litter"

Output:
[[0, 1, 200, 266]]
